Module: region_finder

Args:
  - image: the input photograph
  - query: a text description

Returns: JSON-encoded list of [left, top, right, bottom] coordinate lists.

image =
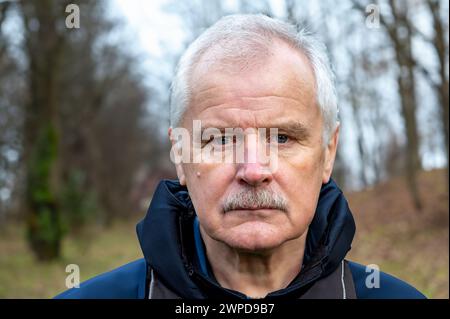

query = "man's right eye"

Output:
[[211, 135, 233, 146]]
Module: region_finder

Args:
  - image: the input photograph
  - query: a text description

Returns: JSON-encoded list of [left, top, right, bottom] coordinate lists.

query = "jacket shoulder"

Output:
[[54, 259, 147, 299], [348, 261, 426, 299]]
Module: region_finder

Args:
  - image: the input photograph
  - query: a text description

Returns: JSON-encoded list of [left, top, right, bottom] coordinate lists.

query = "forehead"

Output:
[[185, 40, 319, 129]]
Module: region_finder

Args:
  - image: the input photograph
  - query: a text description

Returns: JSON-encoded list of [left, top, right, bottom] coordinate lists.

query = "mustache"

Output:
[[222, 187, 288, 213]]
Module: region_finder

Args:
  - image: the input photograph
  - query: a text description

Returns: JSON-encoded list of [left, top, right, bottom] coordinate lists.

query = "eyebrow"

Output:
[[276, 121, 310, 140]]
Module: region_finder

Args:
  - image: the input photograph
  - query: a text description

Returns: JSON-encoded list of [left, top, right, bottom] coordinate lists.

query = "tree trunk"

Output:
[[20, 0, 66, 260], [426, 0, 449, 175], [386, 0, 423, 210]]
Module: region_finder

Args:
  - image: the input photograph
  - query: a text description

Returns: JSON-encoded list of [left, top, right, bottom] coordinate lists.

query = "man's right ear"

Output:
[[168, 127, 186, 186]]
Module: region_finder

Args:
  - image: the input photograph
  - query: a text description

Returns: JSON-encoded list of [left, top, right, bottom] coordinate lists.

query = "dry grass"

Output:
[[0, 221, 142, 298], [346, 169, 449, 298]]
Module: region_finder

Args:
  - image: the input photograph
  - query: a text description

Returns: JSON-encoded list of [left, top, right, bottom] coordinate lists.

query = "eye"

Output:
[[212, 134, 233, 146], [271, 134, 289, 144]]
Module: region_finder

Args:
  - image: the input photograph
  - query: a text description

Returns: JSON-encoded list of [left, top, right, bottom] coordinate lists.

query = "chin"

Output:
[[220, 222, 288, 252]]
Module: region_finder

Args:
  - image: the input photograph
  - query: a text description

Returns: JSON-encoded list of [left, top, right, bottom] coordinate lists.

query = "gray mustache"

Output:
[[222, 188, 288, 213]]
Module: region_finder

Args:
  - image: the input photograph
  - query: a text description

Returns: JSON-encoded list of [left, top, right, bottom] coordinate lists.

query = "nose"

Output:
[[236, 162, 273, 186], [235, 133, 273, 187]]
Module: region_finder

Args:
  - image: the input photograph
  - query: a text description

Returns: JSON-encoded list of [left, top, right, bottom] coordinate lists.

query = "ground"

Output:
[[0, 169, 447, 298], [346, 169, 448, 298]]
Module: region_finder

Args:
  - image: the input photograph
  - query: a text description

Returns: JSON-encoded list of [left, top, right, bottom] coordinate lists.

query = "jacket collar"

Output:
[[136, 179, 356, 298]]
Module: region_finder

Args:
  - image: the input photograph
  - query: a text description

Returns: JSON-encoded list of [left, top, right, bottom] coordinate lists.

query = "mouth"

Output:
[[223, 208, 282, 221], [224, 207, 281, 214], [233, 206, 276, 210]]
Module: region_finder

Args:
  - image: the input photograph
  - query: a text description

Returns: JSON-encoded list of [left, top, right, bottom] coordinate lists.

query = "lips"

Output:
[[225, 206, 279, 213], [234, 206, 276, 210]]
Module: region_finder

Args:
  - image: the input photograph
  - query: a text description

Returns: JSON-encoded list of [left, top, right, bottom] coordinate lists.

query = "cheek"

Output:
[[275, 151, 324, 221], [283, 178, 321, 236], [280, 147, 325, 181], [184, 163, 235, 222]]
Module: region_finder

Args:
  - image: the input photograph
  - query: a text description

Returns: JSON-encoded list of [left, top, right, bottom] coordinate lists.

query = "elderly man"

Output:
[[57, 14, 425, 299]]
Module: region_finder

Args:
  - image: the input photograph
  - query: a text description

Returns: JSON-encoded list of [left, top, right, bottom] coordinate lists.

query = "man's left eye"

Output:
[[274, 134, 289, 144]]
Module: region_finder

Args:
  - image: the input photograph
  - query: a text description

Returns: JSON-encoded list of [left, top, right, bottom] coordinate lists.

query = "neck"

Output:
[[200, 229, 307, 298]]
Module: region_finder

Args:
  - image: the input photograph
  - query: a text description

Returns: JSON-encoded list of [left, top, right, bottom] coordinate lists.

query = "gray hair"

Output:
[[170, 14, 339, 144]]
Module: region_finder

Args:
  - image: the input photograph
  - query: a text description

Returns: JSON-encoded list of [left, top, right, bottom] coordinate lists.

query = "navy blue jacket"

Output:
[[56, 179, 425, 299]]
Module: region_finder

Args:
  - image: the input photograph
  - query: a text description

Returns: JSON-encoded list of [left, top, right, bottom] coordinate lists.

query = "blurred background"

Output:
[[0, 0, 448, 298]]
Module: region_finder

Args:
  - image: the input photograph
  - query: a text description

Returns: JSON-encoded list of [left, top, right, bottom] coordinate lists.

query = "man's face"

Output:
[[170, 41, 339, 252]]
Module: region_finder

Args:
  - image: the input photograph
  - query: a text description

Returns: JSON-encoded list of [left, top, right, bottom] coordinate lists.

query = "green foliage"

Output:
[[33, 207, 62, 244], [28, 124, 58, 204], [26, 124, 64, 261]]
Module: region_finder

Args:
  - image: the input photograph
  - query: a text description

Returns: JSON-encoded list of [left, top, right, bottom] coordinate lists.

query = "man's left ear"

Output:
[[322, 124, 340, 184]]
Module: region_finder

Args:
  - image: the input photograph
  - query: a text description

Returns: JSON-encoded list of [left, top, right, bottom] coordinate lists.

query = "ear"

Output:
[[322, 124, 340, 184], [168, 127, 187, 185]]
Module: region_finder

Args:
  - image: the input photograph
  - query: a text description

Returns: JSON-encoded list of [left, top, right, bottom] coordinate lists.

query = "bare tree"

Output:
[[0, 0, 21, 225], [353, 0, 423, 209], [385, 0, 423, 209], [11, 0, 159, 259], [19, 0, 70, 260], [423, 0, 449, 173]]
